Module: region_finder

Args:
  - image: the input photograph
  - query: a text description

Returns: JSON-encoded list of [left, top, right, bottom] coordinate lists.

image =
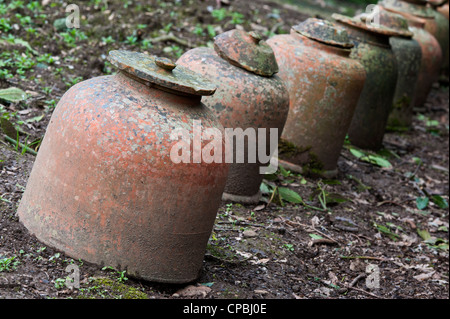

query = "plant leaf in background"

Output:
[[0, 88, 28, 103], [416, 197, 430, 210], [0, 117, 19, 140], [278, 187, 304, 204], [349, 147, 392, 168], [431, 195, 448, 210]]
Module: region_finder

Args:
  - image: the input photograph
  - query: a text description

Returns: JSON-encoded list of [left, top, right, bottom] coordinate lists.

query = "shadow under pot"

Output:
[[17, 50, 229, 284], [267, 18, 366, 178], [177, 29, 290, 205], [361, 6, 422, 130], [332, 13, 399, 151]]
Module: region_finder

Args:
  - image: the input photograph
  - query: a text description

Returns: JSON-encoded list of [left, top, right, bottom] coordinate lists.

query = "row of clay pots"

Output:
[[18, 1, 448, 284]]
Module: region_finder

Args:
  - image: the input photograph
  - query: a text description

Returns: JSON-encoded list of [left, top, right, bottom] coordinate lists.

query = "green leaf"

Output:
[[278, 187, 303, 204], [416, 197, 430, 210], [349, 148, 365, 159], [0, 117, 18, 140], [366, 154, 392, 168], [431, 195, 448, 209], [260, 182, 272, 195], [349, 147, 392, 168], [0, 88, 28, 103], [417, 229, 431, 241], [309, 234, 324, 240]]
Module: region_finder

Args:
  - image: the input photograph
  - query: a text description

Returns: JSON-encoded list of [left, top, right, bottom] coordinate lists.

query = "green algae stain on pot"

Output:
[[268, 18, 366, 177], [332, 13, 400, 151]]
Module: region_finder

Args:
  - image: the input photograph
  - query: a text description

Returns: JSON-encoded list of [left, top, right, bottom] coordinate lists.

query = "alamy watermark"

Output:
[[65, 4, 80, 29], [364, 4, 381, 28], [170, 120, 279, 174]]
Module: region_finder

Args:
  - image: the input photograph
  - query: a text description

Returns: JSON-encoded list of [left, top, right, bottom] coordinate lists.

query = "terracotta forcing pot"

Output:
[[428, 0, 450, 75], [266, 18, 366, 177], [177, 30, 290, 204], [363, 6, 422, 129], [381, 5, 443, 107], [332, 13, 399, 151], [18, 51, 229, 284], [380, 0, 449, 75], [436, 0, 449, 19]]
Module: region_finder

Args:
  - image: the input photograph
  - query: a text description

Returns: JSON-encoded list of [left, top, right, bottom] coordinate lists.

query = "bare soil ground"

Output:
[[0, 0, 448, 301]]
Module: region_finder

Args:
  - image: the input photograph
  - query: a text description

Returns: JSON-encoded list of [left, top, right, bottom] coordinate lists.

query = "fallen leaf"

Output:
[[413, 271, 436, 281], [173, 285, 211, 298]]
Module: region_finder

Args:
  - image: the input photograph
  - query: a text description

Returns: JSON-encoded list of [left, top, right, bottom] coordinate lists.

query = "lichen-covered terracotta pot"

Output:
[[436, 0, 449, 19], [266, 18, 366, 177], [380, 0, 448, 74], [177, 30, 290, 204], [428, 0, 450, 74], [363, 7, 422, 129], [18, 51, 229, 284], [382, 5, 443, 107], [333, 13, 399, 151]]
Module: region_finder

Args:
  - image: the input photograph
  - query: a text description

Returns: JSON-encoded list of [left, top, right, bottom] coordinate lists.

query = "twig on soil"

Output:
[[376, 200, 406, 209], [3, 135, 38, 156], [147, 33, 193, 47], [284, 219, 340, 245], [340, 255, 388, 262], [311, 238, 337, 246]]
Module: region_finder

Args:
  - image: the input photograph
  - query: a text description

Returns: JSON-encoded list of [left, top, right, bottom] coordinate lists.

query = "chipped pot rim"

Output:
[[108, 50, 217, 96]]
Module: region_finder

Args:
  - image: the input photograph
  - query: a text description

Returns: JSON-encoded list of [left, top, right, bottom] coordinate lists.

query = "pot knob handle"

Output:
[[155, 57, 177, 71]]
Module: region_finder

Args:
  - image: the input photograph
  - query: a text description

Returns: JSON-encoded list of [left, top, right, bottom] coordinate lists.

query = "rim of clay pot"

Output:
[[292, 18, 354, 48], [428, 0, 447, 7], [108, 50, 217, 96], [379, 0, 436, 18], [382, 6, 427, 28], [332, 13, 411, 37], [214, 29, 279, 77], [360, 6, 414, 38]]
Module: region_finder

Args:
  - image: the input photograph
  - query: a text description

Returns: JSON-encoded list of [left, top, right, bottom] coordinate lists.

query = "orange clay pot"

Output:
[[177, 30, 290, 204], [381, 0, 448, 74], [437, 1, 449, 19], [361, 6, 422, 129], [266, 18, 366, 177], [17, 51, 229, 284], [332, 13, 400, 151], [382, 6, 443, 106]]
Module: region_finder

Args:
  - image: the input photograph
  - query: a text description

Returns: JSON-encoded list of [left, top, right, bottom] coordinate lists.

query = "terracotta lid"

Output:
[[359, 6, 414, 38], [292, 18, 354, 48], [108, 50, 217, 96], [214, 29, 279, 77], [332, 12, 411, 37], [379, 0, 436, 18]]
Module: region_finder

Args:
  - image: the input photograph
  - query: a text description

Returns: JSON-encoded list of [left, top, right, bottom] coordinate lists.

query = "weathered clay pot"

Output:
[[177, 30, 290, 204], [436, 0, 449, 19], [363, 6, 422, 129], [17, 51, 229, 284], [382, 6, 443, 106], [332, 13, 399, 151], [266, 18, 366, 177], [428, 0, 450, 74], [380, 0, 448, 73]]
